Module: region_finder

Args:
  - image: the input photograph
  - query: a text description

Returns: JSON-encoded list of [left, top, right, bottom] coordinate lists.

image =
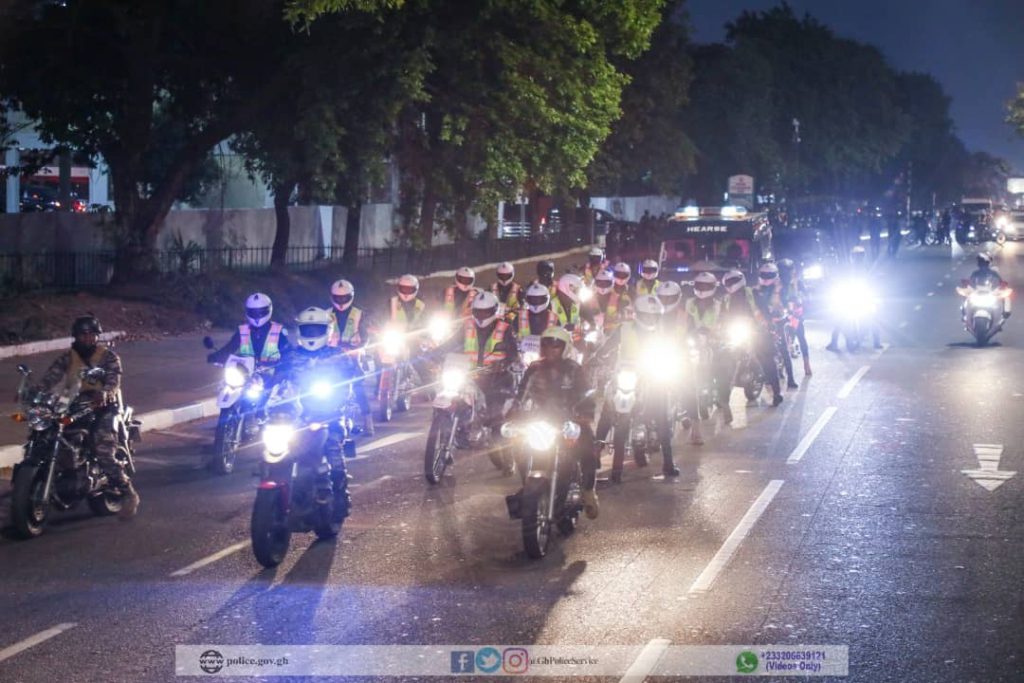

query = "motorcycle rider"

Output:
[[655, 280, 685, 330], [826, 246, 882, 351], [37, 315, 139, 518], [519, 283, 559, 336], [492, 261, 522, 315], [553, 273, 583, 339], [962, 252, 1012, 322], [778, 258, 812, 376], [754, 263, 798, 389], [444, 266, 479, 318], [391, 274, 427, 330], [273, 307, 351, 519], [534, 259, 557, 294], [582, 247, 606, 285], [327, 279, 374, 436], [722, 270, 783, 407], [684, 272, 733, 434], [636, 258, 660, 297], [207, 292, 290, 367], [513, 326, 599, 519], [590, 268, 631, 333]]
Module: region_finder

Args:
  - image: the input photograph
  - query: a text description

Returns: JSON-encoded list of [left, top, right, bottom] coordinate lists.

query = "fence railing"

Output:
[[0, 231, 586, 292]]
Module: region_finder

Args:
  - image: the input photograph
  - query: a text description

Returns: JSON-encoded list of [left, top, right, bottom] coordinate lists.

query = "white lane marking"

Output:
[[689, 480, 784, 594], [837, 366, 870, 399], [927, 291, 935, 297], [358, 431, 422, 455], [871, 343, 890, 359], [619, 638, 671, 683], [944, 273, 951, 279], [349, 474, 392, 491], [962, 443, 1016, 491], [786, 407, 838, 464], [152, 429, 208, 442], [0, 623, 77, 663], [914, 304, 922, 311], [132, 456, 175, 467], [170, 541, 250, 577], [936, 281, 943, 287], [898, 321, 908, 329]]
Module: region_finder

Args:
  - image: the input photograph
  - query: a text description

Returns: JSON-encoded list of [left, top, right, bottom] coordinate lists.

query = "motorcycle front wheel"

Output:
[[11, 464, 50, 539], [973, 317, 992, 347], [424, 410, 455, 484], [87, 488, 123, 516], [210, 409, 240, 475], [521, 482, 552, 559], [251, 488, 291, 568]]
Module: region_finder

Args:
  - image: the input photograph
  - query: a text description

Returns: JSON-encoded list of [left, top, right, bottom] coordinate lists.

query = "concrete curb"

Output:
[[0, 331, 126, 360], [0, 396, 219, 480], [385, 245, 591, 283]]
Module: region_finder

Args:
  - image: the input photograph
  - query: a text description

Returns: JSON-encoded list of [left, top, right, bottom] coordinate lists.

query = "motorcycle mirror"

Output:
[[202, 336, 215, 349], [16, 364, 30, 376]]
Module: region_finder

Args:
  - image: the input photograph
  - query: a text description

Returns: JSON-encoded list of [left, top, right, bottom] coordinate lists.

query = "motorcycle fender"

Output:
[[218, 386, 243, 409], [973, 309, 993, 321], [432, 395, 454, 410], [613, 390, 636, 414]]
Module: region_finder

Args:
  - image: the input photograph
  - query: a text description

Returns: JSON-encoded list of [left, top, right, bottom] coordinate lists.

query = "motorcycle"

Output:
[[957, 280, 1012, 346], [828, 278, 878, 352], [376, 326, 417, 422], [250, 369, 355, 568], [202, 337, 273, 475], [725, 318, 767, 402], [423, 354, 489, 483], [9, 365, 141, 539], [501, 414, 586, 560]]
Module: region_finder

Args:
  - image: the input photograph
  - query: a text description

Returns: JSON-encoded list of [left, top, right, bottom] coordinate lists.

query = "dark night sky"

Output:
[[686, 0, 1024, 172]]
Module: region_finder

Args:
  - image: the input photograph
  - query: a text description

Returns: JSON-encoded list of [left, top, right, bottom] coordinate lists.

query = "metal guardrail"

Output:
[[0, 233, 584, 291]]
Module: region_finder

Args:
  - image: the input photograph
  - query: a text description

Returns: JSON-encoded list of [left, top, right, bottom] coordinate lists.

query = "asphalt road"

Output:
[[1, 243, 1023, 682]]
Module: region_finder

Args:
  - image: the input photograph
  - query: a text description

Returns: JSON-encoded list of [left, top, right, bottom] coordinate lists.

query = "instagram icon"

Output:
[[502, 647, 529, 674]]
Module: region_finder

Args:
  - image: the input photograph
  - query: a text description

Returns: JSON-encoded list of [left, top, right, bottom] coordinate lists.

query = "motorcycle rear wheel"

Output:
[[378, 389, 394, 422], [209, 410, 240, 475], [522, 485, 552, 559], [11, 464, 49, 539], [424, 412, 454, 484], [251, 488, 290, 568]]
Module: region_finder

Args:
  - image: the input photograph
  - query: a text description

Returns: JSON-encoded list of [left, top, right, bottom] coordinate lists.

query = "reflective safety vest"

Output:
[[600, 290, 630, 331], [551, 296, 580, 328], [238, 323, 282, 362], [519, 307, 558, 336], [724, 287, 758, 320], [636, 278, 660, 297], [492, 282, 522, 310], [463, 319, 510, 367], [685, 298, 721, 331], [328, 308, 363, 348], [618, 322, 642, 363], [444, 286, 477, 316], [390, 296, 425, 329]]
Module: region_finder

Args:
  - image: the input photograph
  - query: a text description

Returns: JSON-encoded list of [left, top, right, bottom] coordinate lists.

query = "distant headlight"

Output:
[[262, 424, 294, 461], [428, 314, 451, 344], [579, 286, 594, 303], [224, 365, 247, 388], [310, 380, 334, 399], [802, 263, 824, 281], [382, 328, 404, 357], [996, 215, 1010, 230], [617, 369, 638, 392], [728, 319, 752, 347], [441, 368, 466, 394]]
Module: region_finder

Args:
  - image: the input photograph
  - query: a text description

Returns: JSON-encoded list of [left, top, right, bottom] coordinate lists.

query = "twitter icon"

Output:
[[476, 647, 502, 673]]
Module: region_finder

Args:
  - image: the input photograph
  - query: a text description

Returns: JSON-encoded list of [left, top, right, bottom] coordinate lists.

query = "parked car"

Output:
[[19, 184, 87, 212]]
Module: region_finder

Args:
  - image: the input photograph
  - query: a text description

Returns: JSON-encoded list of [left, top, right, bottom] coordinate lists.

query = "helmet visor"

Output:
[[723, 275, 744, 291], [456, 274, 474, 287], [246, 306, 271, 321], [496, 271, 513, 283], [694, 280, 716, 294], [540, 337, 566, 353], [472, 306, 497, 324], [331, 293, 353, 308], [758, 271, 778, 283], [595, 276, 613, 289], [658, 292, 682, 308], [642, 264, 659, 276], [397, 284, 418, 297], [526, 294, 549, 309], [298, 323, 329, 339]]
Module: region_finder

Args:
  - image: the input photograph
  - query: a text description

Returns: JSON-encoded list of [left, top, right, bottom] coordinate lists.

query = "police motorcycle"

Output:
[[375, 310, 452, 423], [827, 277, 879, 352], [956, 278, 1012, 347], [249, 364, 357, 568], [501, 391, 593, 560], [9, 365, 141, 539], [202, 336, 275, 475], [423, 353, 488, 484], [725, 317, 768, 401]]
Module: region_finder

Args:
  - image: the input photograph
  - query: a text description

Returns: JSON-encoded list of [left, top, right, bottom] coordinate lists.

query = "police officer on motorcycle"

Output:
[[444, 266, 479, 317], [722, 270, 783, 407], [492, 262, 523, 314], [534, 260, 556, 294], [778, 258, 812, 377], [754, 263, 798, 388], [207, 292, 290, 367], [582, 247, 606, 285], [636, 259, 660, 297], [328, 279, 374, 436]]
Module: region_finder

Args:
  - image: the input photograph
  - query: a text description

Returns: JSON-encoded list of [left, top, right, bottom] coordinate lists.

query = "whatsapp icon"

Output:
[[736, 651, 759, 674]]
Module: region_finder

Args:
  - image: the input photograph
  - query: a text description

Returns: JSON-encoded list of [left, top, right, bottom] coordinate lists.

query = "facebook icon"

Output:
[[451, 651, 476, 674]]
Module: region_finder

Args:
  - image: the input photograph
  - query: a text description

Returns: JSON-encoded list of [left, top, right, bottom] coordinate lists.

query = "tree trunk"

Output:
[[342, 199, 362, 270], [419, 184, 437, 247], [271, 179, 294, 269]]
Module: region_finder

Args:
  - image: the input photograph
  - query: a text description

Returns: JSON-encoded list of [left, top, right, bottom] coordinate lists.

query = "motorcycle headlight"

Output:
[[224, 365, 247, 388], [27, 407, 52, 431], [382, 328, 404, 357], [830, 281, 877, 319], [579, 286, 594, 303], [728, 319, 752, 347], [617, 369, 638, 392], [997, 215, 1010, 230], [262, 423, 294, 461], [428, 315, 451, 344], [802, 263, 824, 281], [522, 351, 539, 366], [640, 337, 680, 381], [584, 330, 599, 344], [562, 420, 581, 441], [245, 375, 265, 400], [524, 421, 558, 451], [441, 368, 466, 394], [310, 380, 334, 399], [969, 292, 997, 308]]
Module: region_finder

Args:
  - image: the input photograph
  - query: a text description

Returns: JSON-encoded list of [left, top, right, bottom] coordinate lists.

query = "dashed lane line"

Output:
[[786, 407, 838, 465], [0, 623, 77, 663], [170, 541, 250, 577], [688, 480, 785, 594], [837, 366, 870, 399], [619, 638, 671, 683]]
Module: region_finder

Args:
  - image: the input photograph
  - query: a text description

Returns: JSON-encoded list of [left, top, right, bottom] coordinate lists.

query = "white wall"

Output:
[[590, 195, 681, 221]]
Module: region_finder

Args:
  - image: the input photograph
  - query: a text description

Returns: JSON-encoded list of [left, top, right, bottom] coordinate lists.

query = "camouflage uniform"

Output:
[[38, 345, 126, 483]]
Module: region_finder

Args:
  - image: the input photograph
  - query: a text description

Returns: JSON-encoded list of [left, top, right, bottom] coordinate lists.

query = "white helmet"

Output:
[[330, 279, 355, 312], [295, 306, 332, 352], [245, 292, 272, 328], [633, 294, 664, 331], [588, 247, 604, 259], [455, 266, 475, 292], [758, 262, 780, 286], [524, 283, 551, 314], [654, 280, 683, 312], [471, 290, 500, 328], [693, 271, 718, 299], [594, 269, 614, 295], [496, 261, 515, 285], [613, 262, 631, 285], [557, 273, 584, 304], [397, 274, 419, 302], [723, 269, 746, 294], [641, 259, 660, 281]]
